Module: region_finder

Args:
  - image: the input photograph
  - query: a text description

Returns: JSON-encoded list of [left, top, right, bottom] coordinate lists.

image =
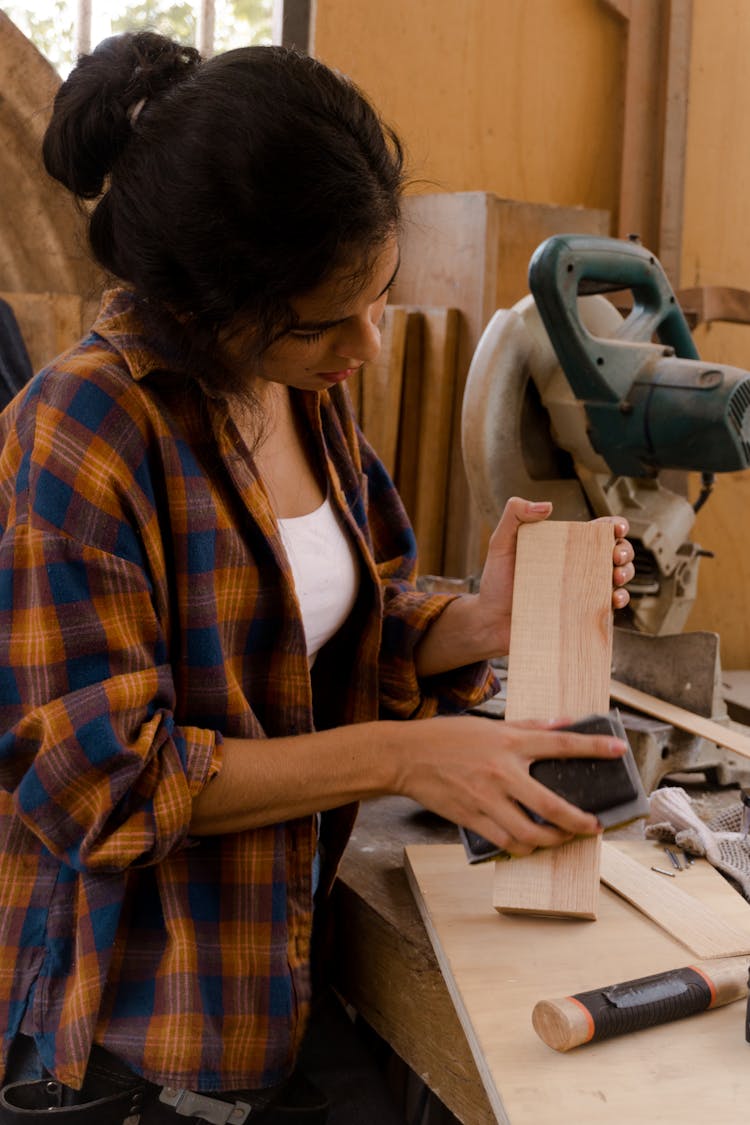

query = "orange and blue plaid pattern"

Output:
[[0, 290, 496, 1091]]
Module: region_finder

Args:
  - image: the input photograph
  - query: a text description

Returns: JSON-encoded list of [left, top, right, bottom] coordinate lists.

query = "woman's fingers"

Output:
[[507, 721, 628, 761], [488, 496, 553, 554], [401, 715, 629, 857], [465, 810, 576, 858]]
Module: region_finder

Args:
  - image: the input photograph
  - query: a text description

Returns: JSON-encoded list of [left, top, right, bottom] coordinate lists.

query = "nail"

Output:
[[651, 866, 676, 878], [665, 848, 682, 870]]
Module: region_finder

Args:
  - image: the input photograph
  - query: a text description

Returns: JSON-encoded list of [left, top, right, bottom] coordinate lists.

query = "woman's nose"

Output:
[[333, 316, 382, 365]]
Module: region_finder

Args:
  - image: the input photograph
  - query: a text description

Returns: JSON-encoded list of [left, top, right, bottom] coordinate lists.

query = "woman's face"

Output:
[[224, 236, 400, 394]]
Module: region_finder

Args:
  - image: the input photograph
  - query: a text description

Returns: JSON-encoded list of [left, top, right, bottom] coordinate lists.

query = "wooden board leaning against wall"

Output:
[[391, 193, 610, 580]]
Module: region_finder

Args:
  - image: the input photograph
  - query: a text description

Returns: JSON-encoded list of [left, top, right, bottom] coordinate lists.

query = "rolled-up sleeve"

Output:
[[0, 524, 223, 872], [379, 588, 497, 718]]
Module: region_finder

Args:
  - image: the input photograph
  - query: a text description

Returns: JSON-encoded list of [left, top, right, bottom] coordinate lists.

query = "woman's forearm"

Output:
[[413, 594, 506, 678], [190, 721, 403, 834], [190, 711, 624, 854]]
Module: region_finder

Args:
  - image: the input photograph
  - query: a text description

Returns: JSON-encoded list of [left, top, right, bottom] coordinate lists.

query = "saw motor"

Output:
[[462, 234, 750, 634]]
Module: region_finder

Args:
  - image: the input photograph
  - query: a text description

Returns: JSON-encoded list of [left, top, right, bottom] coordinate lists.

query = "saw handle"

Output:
[[530, 233, 698, 358], [528, 234, 699, 405], [532, 958, 750, 1052]]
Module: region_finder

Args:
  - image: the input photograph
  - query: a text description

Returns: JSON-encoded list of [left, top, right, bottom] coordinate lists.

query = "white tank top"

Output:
[[277, 496, 360, 665]]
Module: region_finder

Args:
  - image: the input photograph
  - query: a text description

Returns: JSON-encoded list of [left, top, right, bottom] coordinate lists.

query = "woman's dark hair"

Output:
[[42, 32, 405, 391]]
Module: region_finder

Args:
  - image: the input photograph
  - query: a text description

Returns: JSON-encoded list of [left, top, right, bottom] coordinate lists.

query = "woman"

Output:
[[0, 32, 634, 1123]]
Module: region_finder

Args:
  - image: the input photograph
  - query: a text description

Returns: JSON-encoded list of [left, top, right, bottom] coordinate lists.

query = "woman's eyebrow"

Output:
[[292, 257, 401, 333]]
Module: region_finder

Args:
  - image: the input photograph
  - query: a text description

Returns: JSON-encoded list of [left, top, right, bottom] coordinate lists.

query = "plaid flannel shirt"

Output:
[[0, 289, 496, 1091]]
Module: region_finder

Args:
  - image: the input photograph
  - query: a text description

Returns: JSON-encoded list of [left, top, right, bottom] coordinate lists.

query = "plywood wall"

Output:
[[678, 0, 750, 668], [314, 0, 750, 670], [313, 0, 624, 221]]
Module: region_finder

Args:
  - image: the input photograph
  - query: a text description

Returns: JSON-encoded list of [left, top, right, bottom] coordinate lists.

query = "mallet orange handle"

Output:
[[532, 956, 750, 1052]]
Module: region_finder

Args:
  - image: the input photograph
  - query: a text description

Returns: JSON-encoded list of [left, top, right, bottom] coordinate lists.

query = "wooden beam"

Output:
[[493, 520, 615, 918], [601, 0, 693, 284], [410, 308, 458, 577], [658, 0, 693, 285], [676, 285, 750, 327], [604, 0, 665, 249], [611, 678, 750, 760], [351, 304, 411, 474]]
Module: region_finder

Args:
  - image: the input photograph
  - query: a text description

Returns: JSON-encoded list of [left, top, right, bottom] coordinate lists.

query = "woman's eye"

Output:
[[290, 329, 326, 344]]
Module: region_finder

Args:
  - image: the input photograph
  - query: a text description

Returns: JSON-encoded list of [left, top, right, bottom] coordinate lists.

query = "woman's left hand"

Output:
[[478, 496, 635, 656]]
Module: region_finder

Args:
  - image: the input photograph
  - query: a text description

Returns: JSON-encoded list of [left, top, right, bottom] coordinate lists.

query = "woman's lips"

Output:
[[319, 367, 356, 383]]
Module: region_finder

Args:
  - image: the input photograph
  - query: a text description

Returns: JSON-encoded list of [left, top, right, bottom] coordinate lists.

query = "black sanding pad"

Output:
[[460, 711, 649, 864]]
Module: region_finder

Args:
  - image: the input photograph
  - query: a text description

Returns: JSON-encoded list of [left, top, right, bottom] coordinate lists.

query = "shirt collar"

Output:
[[91, 288, 195, 383]]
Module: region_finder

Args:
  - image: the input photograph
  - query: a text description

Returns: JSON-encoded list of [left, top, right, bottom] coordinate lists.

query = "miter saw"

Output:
[[462, 233, 750, 788]]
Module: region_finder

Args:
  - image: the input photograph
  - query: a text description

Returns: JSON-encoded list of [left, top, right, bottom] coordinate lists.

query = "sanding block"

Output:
[[460, 711, 649, 864]]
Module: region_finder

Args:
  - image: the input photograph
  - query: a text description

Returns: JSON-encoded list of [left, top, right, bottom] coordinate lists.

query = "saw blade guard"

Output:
[[461, 292, 621, 527]]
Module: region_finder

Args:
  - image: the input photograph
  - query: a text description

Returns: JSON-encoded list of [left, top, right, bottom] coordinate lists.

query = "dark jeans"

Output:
[[1, 992, 406, 1125]]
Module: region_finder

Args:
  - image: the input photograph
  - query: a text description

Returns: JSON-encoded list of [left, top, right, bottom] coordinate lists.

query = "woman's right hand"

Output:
[[390, 714, 629, 857]]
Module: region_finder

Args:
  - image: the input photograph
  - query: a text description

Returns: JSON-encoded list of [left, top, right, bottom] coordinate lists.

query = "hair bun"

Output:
[[43, 31, 201, 200]]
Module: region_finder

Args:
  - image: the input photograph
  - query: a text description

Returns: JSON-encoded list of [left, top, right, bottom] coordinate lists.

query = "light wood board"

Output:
[[505, 522, 614, 721], [611, 677, 750, 760], [494, 521, 614, 917], [405, 837, 750, 1124], [600, 841, 750, 957]]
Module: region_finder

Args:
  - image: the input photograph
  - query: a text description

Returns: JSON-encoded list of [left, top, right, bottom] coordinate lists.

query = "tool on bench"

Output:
[[459, 712, 649, 864], [462, 233, 750, 787], [532, 955, 750, 1052]]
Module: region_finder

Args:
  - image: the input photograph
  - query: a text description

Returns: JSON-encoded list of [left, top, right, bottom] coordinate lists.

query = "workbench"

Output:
[[331, 787, 745, 1125], [331, 795, 504, 1124]]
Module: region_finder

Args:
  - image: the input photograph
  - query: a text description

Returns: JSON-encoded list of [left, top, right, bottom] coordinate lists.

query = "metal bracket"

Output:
[[159, 1087, 252, 1123]]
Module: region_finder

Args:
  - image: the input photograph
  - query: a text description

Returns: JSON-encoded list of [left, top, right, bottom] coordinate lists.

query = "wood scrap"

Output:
[[600, 840, 750, 957], [610, 678, 750, 760]]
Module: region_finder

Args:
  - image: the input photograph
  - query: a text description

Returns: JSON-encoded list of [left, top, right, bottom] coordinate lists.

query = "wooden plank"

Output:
[[602, 0, 692, 282], [493, 521, 614, 917], [610, 678, 750, 760], [658, 0, 693, 286], [391, 193, 610, 578], [404, 838, 750, 1124], [411, 307, 458, 576], [676, 284, 750, 326], [492, 836, 602, 920], [353, 304, 410, 471], [600, 841, 750, 957], [504, 522, 614, 722], [603, 0, 665, 252], [393, 311, 423, 520]]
